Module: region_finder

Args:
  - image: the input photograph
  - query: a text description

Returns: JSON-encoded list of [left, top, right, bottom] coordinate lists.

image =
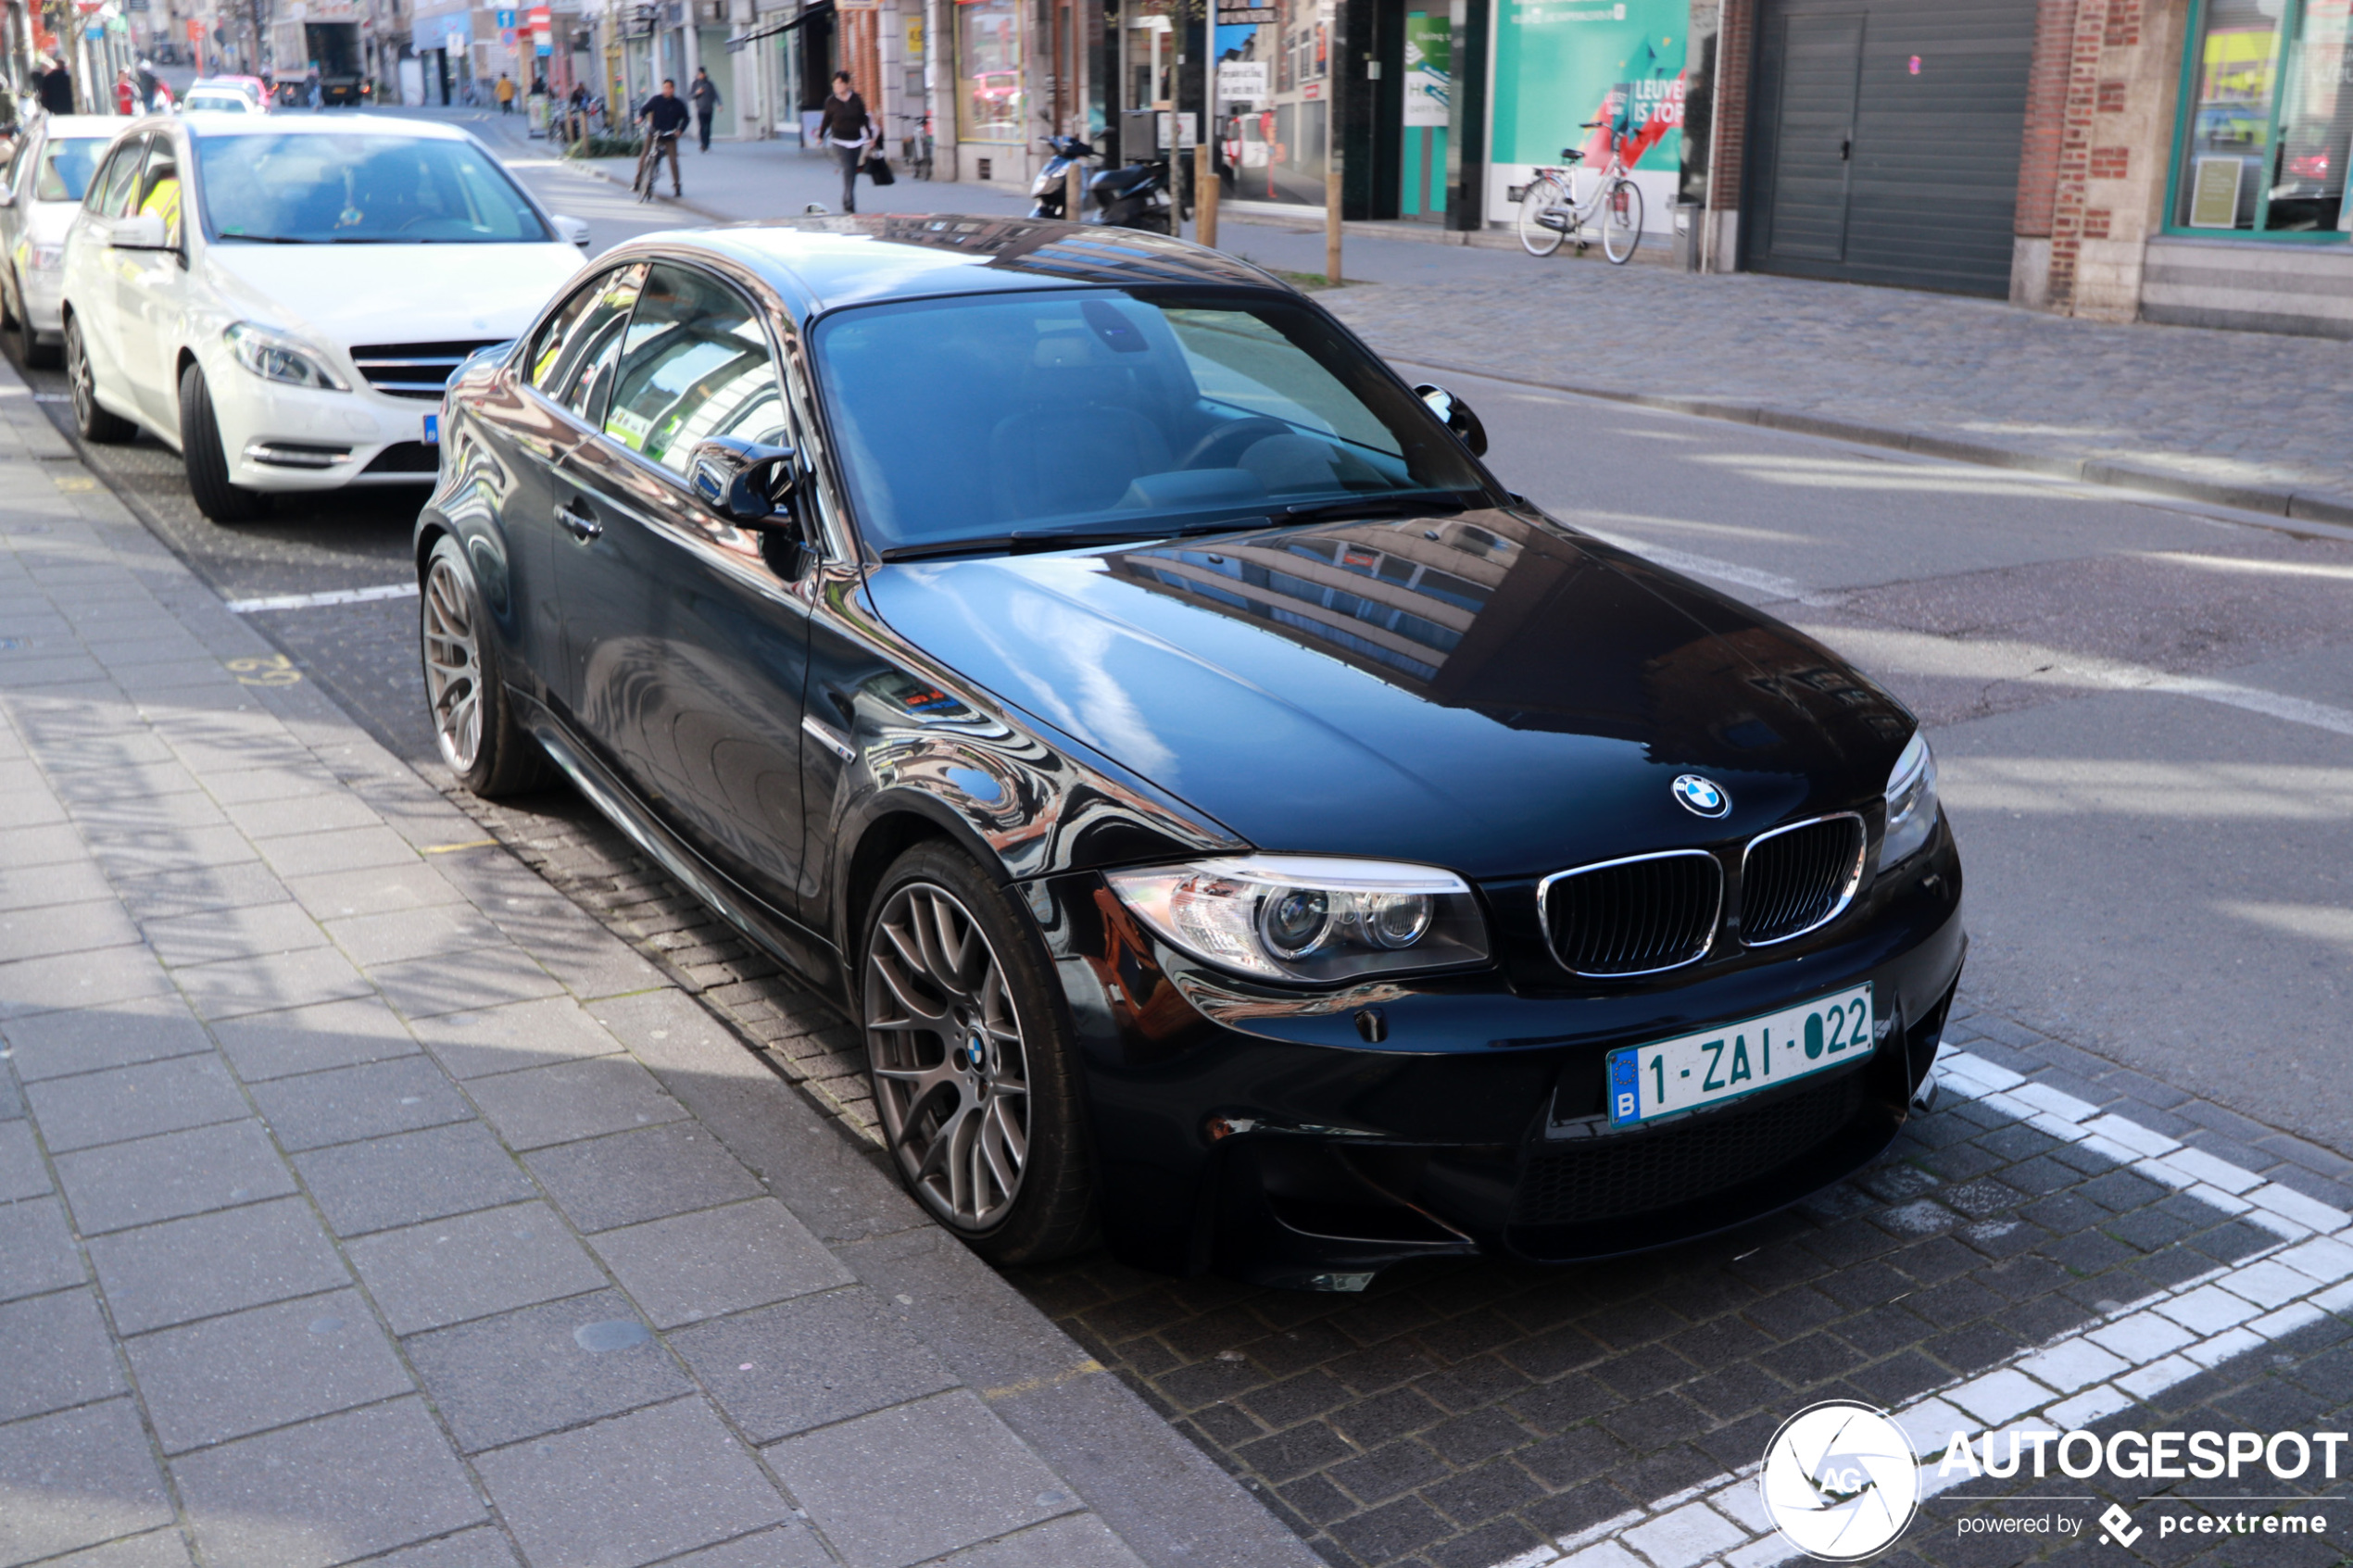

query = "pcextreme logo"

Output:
[[1758, 1401, 1920, 1560]]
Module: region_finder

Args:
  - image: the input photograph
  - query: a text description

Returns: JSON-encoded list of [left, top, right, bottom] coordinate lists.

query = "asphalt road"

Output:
[[19, 111, 2353, 1568]]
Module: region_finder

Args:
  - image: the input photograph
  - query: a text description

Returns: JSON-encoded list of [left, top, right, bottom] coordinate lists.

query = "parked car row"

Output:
[[16, 111, 1965, 1290]]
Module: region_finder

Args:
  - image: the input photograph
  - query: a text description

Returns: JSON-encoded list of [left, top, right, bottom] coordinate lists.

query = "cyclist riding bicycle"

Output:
[[637, 79, 691, 198]]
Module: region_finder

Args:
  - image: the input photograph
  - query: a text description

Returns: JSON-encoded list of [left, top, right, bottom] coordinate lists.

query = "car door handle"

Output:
[[555, 500, 602, 542]]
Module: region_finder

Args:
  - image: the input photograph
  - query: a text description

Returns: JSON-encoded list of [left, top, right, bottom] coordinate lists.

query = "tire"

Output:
[[1517, 174, 1570, 257], [6, 270, 58, 369], [862, 841, 1099, 1264], [1602, 178, 1645, 266], [64, 314, 136, 444], [420, 533, 554, 797], [178, 363, 267, 522]]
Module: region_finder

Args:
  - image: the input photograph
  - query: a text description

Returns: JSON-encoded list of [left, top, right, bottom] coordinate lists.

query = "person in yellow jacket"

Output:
[[496, 73, 516, 113]]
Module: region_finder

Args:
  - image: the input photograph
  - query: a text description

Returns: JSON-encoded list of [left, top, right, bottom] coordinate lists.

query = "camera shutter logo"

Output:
[[1758, 1401, 1919, 1560]]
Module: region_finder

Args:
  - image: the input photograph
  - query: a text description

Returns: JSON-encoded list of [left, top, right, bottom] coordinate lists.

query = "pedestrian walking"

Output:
[[497, 72, 516, 113], [819, 71, 872, 214], [637, 78, 689, 197], [306, 70, 321, 109], [38, 56, 72, 114], [114, 69, 137, 116], [135, 58, 158, 111], [689, 66, 720, 152]]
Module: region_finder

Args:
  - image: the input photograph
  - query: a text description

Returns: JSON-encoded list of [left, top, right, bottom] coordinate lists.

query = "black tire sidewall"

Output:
[[862, 842, 1098, 1264], [177, 363, 259, 521], [422, 533, 540, 797]]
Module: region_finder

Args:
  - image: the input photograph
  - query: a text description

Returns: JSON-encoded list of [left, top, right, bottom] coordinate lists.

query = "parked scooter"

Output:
[[1029, 135, 1095, 220], [1088, 154, 1178, 234]]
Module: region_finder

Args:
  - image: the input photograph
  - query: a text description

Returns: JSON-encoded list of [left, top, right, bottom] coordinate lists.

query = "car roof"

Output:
[[175, 113, 473, 142], [32, 116, 125, 139], [621, 215, 1294, 323]]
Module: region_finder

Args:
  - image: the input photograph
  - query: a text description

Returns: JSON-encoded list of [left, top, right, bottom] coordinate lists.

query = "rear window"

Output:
[[36, 138, 106, 203]]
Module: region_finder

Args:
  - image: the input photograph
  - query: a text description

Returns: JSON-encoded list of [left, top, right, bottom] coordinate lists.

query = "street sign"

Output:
[[1218, 7, 1277, 21], [1215, 60, 1267, 100], [186, 18, 201, 37], [494, 8, 517, 26]]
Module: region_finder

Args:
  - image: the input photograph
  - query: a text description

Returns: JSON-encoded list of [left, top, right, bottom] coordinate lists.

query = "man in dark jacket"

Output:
[[689, 66, 720, 152], [38, 58, 73, 114], [817, 71, 870, 213], [638, 79, 691, 196]]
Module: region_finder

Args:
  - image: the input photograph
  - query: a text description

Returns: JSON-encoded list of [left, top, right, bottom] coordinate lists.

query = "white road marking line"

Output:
[[1585, 533, 2353, 743], [1488, 1049, 2353, 1568], [225, 583, 420, 614]]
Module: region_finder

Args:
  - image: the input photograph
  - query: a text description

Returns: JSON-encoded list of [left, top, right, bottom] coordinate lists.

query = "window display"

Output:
[[2172, 0, 2353, 232], [959, 0, 1024, 143]]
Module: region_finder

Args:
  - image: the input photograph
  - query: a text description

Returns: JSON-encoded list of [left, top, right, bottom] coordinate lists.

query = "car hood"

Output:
[[22, 201, 85, 245], [864, 509, 1916, 882], [200, 241, 581, 351]]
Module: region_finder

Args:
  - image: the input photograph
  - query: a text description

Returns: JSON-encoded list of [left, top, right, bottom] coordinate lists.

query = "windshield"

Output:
[[192, 133, 551, 244], [812, 290, 1491, 555], [38, 138, 106, 202]]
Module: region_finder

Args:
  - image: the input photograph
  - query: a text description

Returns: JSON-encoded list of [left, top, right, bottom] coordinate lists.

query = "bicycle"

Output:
[[896, 112, 935, 181], [632, 126, 681, 202], [1516, 119, 1644, 263]]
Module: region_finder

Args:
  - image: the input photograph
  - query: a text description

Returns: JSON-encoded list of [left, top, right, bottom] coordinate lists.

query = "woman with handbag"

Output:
[[819, 71, 873, 213]]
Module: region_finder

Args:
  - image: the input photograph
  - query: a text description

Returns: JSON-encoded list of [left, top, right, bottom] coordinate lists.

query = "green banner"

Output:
[[1491, 0, 1685, 174]]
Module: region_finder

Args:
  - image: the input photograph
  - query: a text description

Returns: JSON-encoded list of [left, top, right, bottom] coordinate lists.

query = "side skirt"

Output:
[[511, 689, 848, 1003]]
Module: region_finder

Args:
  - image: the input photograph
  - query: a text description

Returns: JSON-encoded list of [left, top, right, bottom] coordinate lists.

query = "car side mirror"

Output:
[[551, 214, 590, 247], [1414, 383, 1488, 458], [109, 213, 169, 250], [690, 434, 798, 522]]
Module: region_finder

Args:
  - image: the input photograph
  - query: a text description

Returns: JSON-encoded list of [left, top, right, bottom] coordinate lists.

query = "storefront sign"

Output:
[[1216, 59, 1267, 100], [1488, 0, 1683, 217], [1217, 7, 1277, 21], [1403, 11, 1447, 127]]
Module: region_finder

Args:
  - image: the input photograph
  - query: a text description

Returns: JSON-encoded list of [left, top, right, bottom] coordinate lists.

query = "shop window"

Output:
[[2172, 0, 2353, 234], [959, 0, 1024, 143]]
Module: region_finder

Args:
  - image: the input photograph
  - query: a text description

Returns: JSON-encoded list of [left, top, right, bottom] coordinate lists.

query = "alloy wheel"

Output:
[[66, 320, 94, 431], [421, 555, 483, 772], [864, 882, 1031, 1232]]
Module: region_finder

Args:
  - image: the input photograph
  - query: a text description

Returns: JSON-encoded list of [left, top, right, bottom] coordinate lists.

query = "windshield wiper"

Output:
[[875, 516, 1276, 563], [218, 234, 324, 244], [1277, 489, 1479, 525]]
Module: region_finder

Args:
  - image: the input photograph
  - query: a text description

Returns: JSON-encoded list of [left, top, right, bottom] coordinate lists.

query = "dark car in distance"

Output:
[[416, 216, 1964, 1290]]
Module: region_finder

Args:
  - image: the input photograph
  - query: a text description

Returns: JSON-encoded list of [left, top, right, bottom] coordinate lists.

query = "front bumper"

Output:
[[1035, 822, 1966, 1288], [211, 365, 442, 493]]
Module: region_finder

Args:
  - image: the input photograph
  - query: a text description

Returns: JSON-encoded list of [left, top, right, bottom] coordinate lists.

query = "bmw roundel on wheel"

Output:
[[417, 216, 1963, 1288]]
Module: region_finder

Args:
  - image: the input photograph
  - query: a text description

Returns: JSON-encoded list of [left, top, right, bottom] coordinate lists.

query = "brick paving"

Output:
[[1005, 996, 2353, 1568], [0, 364, 1313, 1568]]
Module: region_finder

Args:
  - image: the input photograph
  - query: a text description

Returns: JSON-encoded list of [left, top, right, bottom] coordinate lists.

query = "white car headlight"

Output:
[[1880, 732, 1941, 869], [224, 322, 348, 391], [1105, 856, 1491, 984], [26, 243, 63, 273]]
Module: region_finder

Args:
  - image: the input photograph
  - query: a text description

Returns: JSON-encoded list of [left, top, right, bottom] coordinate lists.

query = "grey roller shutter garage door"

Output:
[[1744, 0, 2037, 296]]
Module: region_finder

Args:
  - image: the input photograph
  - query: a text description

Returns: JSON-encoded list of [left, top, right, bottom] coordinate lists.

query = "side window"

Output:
[[137, 137, 182, 247], [91, 136, 146, 219], [602, 263, 786, 473], [527, 262, 647, 424]]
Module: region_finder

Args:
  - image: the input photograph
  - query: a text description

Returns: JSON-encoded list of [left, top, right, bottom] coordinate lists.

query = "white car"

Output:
[[180, 90, 263, 114], [57, 114, 593, 521], [1, 116, 122, 368]]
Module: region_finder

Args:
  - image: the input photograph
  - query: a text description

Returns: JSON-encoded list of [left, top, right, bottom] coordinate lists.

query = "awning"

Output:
[[725, 1, 830, 51]]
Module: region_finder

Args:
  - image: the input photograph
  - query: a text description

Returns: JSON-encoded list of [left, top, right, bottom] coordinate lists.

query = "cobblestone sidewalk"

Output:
[[0, 366, 1316, 1568], [1315, 259, 2353, 526]]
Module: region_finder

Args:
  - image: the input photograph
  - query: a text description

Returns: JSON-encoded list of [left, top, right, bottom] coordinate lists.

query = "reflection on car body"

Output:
[[418, 215, 1964, 1289]]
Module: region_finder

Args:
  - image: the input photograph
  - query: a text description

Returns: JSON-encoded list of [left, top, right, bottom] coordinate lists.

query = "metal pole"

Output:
[[1196, 139, 1214, 245]]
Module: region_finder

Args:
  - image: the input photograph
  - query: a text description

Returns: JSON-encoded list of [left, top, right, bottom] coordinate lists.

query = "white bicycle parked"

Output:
[[1516, 119, 1645, 264]]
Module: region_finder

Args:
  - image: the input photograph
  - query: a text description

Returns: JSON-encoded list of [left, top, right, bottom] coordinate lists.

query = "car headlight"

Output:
[[26, 242, 62, 273], [223, 322, 348, 391], [1880, 731, 1941, 868], [1104, 856, 1491, 984]]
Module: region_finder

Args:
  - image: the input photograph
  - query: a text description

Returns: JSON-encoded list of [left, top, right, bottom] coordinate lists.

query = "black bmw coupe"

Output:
[[417, 216, 1964, 1290]]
